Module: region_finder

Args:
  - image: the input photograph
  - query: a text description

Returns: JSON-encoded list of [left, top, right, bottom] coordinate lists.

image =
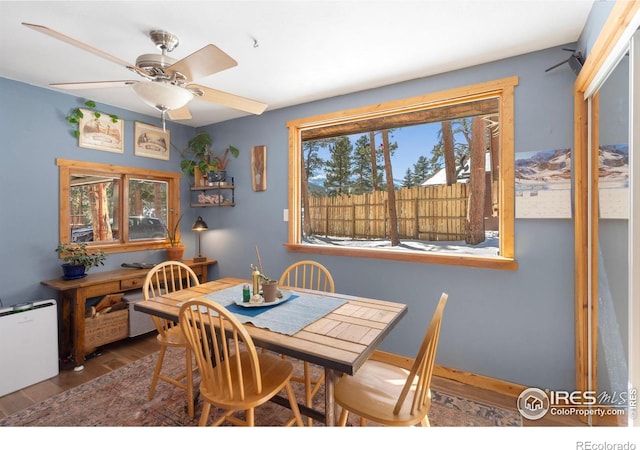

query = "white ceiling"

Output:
[[0, 0, 594, 127]]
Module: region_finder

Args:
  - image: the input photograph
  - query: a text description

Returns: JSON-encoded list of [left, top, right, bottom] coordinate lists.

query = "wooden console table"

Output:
[[41, 258, 216, 368]]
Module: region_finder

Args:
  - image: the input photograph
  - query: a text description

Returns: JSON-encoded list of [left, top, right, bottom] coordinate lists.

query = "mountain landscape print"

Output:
[[598, 144, 629, 219], [515, 148, 572, 218]]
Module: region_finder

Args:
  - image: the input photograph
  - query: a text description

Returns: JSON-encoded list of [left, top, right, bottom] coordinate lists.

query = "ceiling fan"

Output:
[[22, 23, 268, 125]]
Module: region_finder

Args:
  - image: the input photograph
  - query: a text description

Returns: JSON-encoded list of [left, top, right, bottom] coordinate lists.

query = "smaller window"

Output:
[[58, 159, 181, 254]]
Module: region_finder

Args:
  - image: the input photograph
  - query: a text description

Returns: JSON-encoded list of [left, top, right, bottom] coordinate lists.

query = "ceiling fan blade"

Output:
[[166, 45, 237, 82], [51, 80, 138, 90], [168, 105, 192, 121], [22, 23, 144, 73], [190, 84, 267, 115]]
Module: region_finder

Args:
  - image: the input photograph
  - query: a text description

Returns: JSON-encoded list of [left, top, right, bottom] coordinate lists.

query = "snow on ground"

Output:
[[303, 231, 499, 256]]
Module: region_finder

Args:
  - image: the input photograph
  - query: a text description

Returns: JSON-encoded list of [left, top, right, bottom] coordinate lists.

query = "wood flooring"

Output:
[[0, 332, 617, 426]]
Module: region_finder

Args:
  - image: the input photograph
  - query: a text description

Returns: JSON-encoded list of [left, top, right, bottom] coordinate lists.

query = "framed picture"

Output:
[[78, 108, 124, 153], [134, 122, 170, 160]]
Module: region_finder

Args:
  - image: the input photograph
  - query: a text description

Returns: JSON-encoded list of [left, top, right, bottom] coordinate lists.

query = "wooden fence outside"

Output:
[[307, 184, 469, 241]]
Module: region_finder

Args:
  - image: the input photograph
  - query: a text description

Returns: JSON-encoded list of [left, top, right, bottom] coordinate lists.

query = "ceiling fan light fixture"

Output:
[[132, 81, 193, 111]]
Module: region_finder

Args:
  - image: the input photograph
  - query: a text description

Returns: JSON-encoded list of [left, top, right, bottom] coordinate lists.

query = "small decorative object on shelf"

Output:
[[190, 177, 235, 207], [198, 192, 225, 205]]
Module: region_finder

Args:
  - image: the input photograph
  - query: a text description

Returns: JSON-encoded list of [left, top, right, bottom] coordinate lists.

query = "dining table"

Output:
[[133, 276, 408, 426]]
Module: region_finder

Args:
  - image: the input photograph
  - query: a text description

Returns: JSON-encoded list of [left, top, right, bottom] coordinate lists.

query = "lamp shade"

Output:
[[133, 81, 193, 111], [192, 216, 208, 231]]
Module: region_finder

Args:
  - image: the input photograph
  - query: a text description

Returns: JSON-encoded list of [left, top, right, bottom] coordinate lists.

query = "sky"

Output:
[[312, 121, 443, 180]]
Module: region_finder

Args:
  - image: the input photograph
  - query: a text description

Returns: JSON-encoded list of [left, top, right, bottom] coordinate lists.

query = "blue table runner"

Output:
[[186, 283, 346, 336]]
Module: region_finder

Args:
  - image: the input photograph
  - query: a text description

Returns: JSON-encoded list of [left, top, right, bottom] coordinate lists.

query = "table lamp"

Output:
[[191, 216, 208, 262]]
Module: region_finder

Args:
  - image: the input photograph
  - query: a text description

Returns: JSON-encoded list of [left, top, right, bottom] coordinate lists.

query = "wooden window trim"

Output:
[[572, 0, 640, 399], [286, 77, 518, 270], [57, 158, 181, 255]]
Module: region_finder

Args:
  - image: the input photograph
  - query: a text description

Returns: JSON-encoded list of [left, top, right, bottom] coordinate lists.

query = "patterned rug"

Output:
[[0, 348, 521, 427]]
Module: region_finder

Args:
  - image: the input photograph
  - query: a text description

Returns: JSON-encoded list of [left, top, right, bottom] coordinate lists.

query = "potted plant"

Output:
[[163, 214, 185, 261], [207, 144, 240, 183], [179, 131, 239, 185], [55, 242, 106, 279]]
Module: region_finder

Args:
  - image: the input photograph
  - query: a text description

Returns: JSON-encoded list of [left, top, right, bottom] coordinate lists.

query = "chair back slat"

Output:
[[143, 261, 200, 337], [179, 299, 263, 403], [393, 293, 447, 416], [279, 260, 335, 293]]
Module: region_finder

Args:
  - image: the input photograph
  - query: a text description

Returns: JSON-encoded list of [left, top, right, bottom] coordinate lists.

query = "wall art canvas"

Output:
[[515, 148, 572, 219], [134, 122, 170, 160], [78, 108, 124, 153], [598, 144, 629, 219], [252, 145, 267, 191]]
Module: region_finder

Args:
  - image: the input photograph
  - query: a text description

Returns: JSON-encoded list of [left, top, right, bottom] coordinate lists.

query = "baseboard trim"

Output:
[[372, 349, 526, 399], [433, 364, 527, 399]]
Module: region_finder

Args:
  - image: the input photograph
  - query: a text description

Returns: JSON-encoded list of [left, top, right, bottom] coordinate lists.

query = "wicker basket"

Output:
[[84, 309, 129, 352]]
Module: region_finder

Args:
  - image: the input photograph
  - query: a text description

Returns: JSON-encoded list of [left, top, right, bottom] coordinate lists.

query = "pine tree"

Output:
[[302, 139, 329, 196], [412, 155, 431, 185], [302, 139, 332, 236], [324, 136, 353, 196], [351, 134, 374, 194], [402, 168, 415, 187]]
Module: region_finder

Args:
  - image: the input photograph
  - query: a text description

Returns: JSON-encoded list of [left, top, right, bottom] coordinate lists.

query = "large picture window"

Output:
[[57, 159, 181, 254], [286, 78, 518, 270]]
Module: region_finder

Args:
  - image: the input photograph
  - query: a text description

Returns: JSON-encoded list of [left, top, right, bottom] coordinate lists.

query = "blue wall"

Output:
[[200, 44, 580, 391], [0, 43, 584, 391], [0, 79, 198, 300]]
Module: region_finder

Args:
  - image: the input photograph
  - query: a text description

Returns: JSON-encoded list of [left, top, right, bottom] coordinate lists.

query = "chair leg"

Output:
[[246, 408, 255, 426], [185, 347, 194, 418], [284, 381, 305, 426], [199, 402, 211, 426], [149, 345, 166, 400], [338, 408, 349, 426], [304, 362, 313, 426]]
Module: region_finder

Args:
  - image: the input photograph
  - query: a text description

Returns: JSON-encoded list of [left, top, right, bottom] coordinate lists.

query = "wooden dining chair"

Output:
[[278, 260, 335, 425], [179, 298, 304, 426], [334, 293, 448, 426], [279, 260, 335, 293], [143, 260, 200, 418]]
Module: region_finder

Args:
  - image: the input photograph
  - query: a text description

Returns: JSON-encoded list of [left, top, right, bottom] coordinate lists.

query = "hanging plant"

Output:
[[66, 100, 119, 139]]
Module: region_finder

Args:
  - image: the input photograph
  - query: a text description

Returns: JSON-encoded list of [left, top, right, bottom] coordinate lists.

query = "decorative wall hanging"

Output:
[[515, 148, 572, 219], [251, 145, 267, 191], [134, 122, 170, 160], [598, 143, 629, 219], [78, 108, 124, 153]]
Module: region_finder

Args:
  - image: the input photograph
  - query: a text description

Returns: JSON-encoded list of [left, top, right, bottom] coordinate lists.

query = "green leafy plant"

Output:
[[55, 243, 106, 271], [163, 214, 183, 247], [66, 100, 119, 139], [258, 272, 271, 281], [179, 131, 239, 176]]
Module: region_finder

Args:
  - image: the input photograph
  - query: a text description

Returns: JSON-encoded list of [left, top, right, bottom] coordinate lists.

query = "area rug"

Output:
[[0, 348, 521, 427]]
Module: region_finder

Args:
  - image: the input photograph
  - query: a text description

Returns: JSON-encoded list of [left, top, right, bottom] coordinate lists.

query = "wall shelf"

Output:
[[190, 177, 235, 207]]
